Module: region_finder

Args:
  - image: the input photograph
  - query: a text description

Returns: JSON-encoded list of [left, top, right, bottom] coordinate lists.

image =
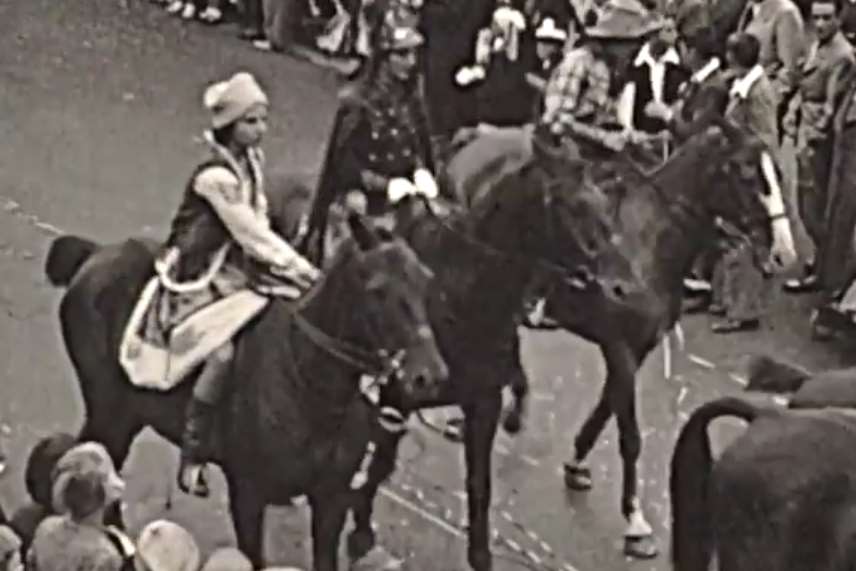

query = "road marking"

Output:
[[380, 487, 466, 538], [688, 354, 715, 369]]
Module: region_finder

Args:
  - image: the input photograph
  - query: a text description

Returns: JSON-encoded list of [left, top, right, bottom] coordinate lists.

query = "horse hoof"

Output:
[[347, 528, 376, 561], [624, 535, 659, 559], [563, 463, 593, 490], [501, 410, 523, 435], [468, 549, 493, 571], [349, 545, 403, 571], [443, 417, 464, 442]]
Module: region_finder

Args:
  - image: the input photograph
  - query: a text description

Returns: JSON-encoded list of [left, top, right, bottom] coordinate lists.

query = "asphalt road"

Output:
[[2, 1, 856, 569]]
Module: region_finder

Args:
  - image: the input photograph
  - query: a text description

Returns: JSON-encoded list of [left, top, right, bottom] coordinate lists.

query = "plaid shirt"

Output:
[[542, 46, 613, 133]]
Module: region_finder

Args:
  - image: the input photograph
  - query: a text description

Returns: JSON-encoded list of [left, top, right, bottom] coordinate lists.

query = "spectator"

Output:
[[9, 433, 76, 555], [26, 443, 133, 571], [617, 16, 689, 136], [165, 0, 223, 23], [0, 526, 22, 571], [709, 32, 780, 333], [200, 547, 251, 571], [134, 520, 200, 571], [782, 0, 855, 295]]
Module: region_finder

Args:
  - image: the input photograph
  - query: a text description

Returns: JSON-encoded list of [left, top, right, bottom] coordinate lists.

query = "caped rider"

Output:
[[157, 72, 321, 496], [301, 11, 439, 265]]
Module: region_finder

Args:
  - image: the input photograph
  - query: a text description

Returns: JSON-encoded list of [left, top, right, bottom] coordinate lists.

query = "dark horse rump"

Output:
[[671, 396, 856, 571]]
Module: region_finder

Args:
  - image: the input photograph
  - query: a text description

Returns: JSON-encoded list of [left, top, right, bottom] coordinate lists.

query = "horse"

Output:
[[520, 117, 795, 558], [745, 354, 856, 409], [336, 126, 644, 571], [670, 395, 856, 571], [43, 214, 449, 571]]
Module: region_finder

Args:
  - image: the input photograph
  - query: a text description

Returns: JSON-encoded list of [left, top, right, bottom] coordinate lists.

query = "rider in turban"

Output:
[[158, 72, 320, 496], [300, 11, 438, 264]]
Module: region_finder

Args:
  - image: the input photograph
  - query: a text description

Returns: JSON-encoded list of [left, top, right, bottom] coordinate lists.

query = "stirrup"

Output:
[[178, 461, 210, 498]]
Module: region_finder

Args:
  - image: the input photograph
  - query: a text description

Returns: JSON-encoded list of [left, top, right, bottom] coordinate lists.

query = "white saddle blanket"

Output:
[[119, 277, 272, 391]]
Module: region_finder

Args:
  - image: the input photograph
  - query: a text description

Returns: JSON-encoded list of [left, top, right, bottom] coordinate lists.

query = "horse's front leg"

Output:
[[464, 391, 502, 571], [564, 342, 620, 490], [348, 426, 407, 567], [605, 343, 657, 559], [309, 489, 351, 571], [228, 478, 266, 569]]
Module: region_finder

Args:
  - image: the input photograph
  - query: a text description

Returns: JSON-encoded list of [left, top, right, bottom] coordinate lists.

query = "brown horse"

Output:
[[532, 119, 788, 558], [336, 127, 643, 571], [44, 214, 449, 571], [670, 395, 856, 571]]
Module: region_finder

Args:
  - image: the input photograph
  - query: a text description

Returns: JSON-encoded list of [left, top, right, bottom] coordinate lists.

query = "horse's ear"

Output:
[[347, 213, 380, 251]]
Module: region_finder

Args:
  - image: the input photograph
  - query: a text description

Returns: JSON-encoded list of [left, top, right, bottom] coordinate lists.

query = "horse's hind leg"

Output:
[[309, 490, 350, 571], [347, 428, 407, 564]]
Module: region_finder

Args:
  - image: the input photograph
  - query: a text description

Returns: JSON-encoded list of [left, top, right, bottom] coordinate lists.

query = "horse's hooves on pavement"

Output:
[[563, 463, 593, 491], [501, 410, 523, 434], [623, 535, 659, 559], [349, 546, 404, 571]]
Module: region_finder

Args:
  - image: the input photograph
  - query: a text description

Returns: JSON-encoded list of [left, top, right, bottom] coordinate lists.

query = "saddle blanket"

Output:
[[119, 277, 271, 391]]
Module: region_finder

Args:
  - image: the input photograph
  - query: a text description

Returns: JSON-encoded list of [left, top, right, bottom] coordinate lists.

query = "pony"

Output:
[[337, 125, 644, 571], [43, 213, 449, 571], [527, 117, 792, 558], [670, 395, 856, 571]]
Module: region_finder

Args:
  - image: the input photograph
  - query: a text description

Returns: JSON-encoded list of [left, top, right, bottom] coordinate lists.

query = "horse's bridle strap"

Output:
[[291, 313, 385, 373]]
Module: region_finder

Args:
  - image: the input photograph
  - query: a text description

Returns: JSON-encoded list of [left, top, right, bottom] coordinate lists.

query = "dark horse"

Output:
[[337, 127, 643, 571], [531, 118, 788, 557], [44, 214, 450, 571], [670, 395, 856, 571], [746, 354, 856, 409]]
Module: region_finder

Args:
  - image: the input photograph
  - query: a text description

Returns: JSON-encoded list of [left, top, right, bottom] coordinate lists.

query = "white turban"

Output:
[[203, 72, 269, 129]]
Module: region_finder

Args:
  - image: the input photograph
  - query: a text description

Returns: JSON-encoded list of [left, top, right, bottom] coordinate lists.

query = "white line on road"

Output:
[[379, 486, 466, 538]]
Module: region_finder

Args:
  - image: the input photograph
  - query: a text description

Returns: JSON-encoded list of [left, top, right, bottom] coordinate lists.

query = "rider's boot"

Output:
[[177, 343, 232, 497]]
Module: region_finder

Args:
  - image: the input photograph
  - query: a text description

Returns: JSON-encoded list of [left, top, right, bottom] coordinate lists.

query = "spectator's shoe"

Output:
[[683, 277, 712, 297], [711, 318, 760, 334], [239, 28, 265, 41], [252, 39, 273, 51], [181, 3, 196, 19], [707, 303, 726, 316], [199, 6, 222, 23], [165, 0, 184, 13]]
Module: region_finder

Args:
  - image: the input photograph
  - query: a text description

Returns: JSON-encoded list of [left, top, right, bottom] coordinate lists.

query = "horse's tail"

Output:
[[745, 354, 812, 394], [670, 396, 769, 571], [45, 235, 98, 287]]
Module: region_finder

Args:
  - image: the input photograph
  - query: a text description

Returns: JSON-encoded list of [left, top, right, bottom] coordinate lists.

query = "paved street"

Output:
[[2, 1, 856, 569]]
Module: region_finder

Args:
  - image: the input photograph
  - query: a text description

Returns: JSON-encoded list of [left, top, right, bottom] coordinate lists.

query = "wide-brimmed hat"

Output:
[[585, 0, 663, 39], [535, 17, 568, 43], [201, 547, 252, 571]]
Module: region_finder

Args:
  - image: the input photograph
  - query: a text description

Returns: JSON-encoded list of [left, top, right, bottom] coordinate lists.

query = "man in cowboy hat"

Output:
[[539, 0, 663, 160], [302, 11, 438, 264]]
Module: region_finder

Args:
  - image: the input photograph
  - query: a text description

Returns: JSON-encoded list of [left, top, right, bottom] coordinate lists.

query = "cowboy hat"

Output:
[[535, 17, 568, 43], [585, 0, 663, 39]]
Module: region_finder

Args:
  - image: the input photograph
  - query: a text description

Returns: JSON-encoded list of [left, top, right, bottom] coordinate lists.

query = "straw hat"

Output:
[[201, 548, 251, 571], [585, 0, 663, 39], [535, 17, 568, 43]]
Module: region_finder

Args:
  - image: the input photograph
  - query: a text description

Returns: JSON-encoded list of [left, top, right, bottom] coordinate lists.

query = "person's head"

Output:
[[377, 24, 424, 83], [535, 17, 568, 61], [653, 16, 678, 50], [201, 547, 252, 571], [678, 28, 720, 68], [812, 0, 842, 42], [725, 32, 761, 72], [134, 520, 200, 571], [25, 432, 76, 509], [51, 442, 125, 521], [204, 72, 269, 151], [0, 527, 22, 571]]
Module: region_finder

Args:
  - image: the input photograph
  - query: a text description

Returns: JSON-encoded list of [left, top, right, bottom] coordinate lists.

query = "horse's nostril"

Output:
[[415, 374, 428, 389], [612, 283, 628, 299]]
